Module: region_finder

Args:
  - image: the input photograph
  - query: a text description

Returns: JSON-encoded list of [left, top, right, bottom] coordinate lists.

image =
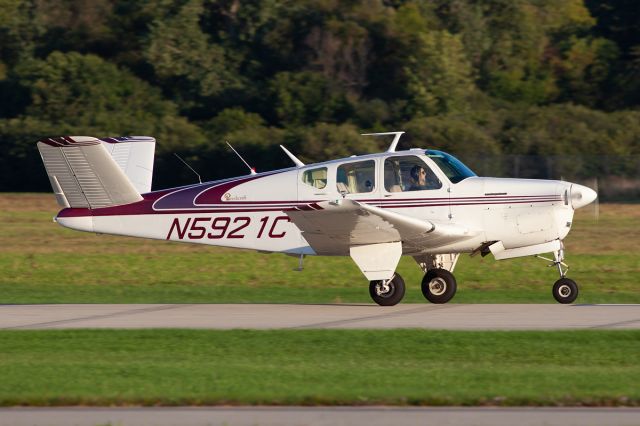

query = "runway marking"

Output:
[[0, 304, 191, 330]]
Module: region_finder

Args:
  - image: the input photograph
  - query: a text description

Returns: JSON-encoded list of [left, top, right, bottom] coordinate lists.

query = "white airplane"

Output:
[[37, 131, 597, 306]]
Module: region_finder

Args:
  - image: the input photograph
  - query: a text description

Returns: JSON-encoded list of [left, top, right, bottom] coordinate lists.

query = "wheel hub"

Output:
[[558, 284, 572, 297], [376, 281, 393, 297], [429, 278, 447, 296]]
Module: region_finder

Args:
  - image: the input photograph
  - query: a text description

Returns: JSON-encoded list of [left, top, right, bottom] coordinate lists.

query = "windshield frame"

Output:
[[424, 150, 476, 184]]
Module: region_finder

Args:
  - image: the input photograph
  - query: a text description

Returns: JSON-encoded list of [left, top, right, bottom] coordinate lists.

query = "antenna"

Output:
[[280, 145, 305, 167], [361, 131, 405, 152], [226, 141, 256, 175], [173, 153, 202, 184]]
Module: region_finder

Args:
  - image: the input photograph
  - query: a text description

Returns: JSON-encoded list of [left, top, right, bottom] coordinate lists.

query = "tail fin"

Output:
[[37, 136, 155, 209]]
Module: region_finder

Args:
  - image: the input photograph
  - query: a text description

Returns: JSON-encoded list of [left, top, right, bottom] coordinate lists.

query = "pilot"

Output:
[[408, 165, 427, 191]]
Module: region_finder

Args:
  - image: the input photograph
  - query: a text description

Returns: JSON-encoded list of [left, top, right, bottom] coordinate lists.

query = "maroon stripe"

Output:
[[193, 171, 285, 206], [58, 197, 562, 218], [374, 198, 563, 206], [58, 206, 298, 217], [383, 199, 563, 208], [366, 194, 557, 203], [208, 199, 322, 205], [38, 136, 100, 147]]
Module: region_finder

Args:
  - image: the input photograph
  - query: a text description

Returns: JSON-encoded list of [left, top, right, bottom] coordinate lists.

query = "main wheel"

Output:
[[369, 273, 405, 306], [422, 269, 457, 304], [552, 277, 578, 304]]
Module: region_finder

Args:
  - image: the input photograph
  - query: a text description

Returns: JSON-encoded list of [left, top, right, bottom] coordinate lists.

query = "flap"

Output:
[[287, 199, 477, 255]]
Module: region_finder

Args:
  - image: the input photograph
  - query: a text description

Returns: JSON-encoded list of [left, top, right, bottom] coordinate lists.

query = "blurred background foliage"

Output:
[[0, 0, 639, 192]]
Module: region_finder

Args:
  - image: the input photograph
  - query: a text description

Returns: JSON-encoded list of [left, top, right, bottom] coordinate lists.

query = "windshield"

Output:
[[425, 150, 476, 184]]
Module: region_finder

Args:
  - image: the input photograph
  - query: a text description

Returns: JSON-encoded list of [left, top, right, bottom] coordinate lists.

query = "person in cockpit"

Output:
[[408, 165, 427, 191]]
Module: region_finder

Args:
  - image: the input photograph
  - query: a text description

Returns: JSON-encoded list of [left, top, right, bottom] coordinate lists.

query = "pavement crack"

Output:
[[588, 318, 640, 329], [290, 304, 462, 329], [1, 304, 192, 330]]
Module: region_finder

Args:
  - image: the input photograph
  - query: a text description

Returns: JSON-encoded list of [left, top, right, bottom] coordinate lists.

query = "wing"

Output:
[[286, 199, 477, 255]]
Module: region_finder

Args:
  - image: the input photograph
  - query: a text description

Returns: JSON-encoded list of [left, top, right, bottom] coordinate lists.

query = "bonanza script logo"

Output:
[[223, 193, 247, 201]]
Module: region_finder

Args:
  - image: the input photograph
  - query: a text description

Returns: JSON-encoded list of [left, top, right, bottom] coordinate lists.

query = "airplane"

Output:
[[36, 131, 597, 306]]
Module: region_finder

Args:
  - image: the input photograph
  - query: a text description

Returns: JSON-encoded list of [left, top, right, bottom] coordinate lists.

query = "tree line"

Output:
[[1, 0, 639, 191]]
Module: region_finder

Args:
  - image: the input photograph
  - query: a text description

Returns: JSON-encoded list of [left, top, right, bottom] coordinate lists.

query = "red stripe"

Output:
[[383, 199, 562, 208], [58, 198, 562, 218]]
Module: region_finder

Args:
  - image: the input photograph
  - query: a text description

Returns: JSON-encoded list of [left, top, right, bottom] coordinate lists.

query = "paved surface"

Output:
[[1, 303, 639, 330], [1, 407, 640, 426]]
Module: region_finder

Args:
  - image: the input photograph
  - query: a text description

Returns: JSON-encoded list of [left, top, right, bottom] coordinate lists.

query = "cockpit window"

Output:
[[337, 160, 375, 193], [425, 150, 476, 183], [384, 156, 441, 192]]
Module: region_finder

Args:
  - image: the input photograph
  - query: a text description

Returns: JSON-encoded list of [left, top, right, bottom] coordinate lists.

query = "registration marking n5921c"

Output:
[[166, 216, 290, 240]]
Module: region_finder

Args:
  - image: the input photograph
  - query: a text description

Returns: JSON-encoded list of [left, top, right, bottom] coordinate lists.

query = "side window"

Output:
[[336, 160, 375, 194], [384, 156, 442, 192], [301, 167, 327, 189]]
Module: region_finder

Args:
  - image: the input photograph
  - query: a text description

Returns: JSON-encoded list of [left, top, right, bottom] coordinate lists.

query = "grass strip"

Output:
[[0, 329, 638, 406], [2, 252, 638, 304], [2, 195, 640, 304]]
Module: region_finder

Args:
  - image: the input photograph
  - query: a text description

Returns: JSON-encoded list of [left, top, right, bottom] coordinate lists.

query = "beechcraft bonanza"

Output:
[[37, 132, 597, 305]]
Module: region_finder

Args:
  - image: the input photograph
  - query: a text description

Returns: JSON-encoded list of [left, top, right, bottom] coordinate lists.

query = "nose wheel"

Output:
[[552, 277, 578, 304], [537, 243, 579, 304], [369, 273, 405, 306]]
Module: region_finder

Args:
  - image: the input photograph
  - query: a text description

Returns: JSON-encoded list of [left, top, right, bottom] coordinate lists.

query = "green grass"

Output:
[[0, 329, 638, 407], [0, 194, 639, 304], [2, 195, 639, 408]]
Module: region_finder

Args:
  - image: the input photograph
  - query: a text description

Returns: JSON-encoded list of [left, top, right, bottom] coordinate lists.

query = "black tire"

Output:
[[421, 269, 457, 304], [369, 273, 405, 306], [552, 277, 578, 304]]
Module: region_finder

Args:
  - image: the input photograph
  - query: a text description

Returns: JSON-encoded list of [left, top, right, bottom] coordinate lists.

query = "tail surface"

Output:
[[37, 136, 155, 209]]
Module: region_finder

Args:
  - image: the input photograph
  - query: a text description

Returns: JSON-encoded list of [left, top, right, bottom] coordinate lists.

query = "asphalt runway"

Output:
[[1, 407, 640, 426], [1, 303, 639, 330]]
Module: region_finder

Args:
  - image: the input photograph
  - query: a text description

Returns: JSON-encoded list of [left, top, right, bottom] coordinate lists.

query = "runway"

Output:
[[2, 407, 640, 426], [1, 303, 639, 330]]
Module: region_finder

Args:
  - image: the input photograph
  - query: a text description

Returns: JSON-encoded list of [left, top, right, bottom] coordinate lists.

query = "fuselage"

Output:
[[55, 149, 596, 256]]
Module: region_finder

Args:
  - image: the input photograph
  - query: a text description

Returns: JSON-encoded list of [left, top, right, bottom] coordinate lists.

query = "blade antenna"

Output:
[[173, 153, 202, 184], [226, 141, 256, 175], [280, 145, 305, 167], [361, 131, 405, 152]]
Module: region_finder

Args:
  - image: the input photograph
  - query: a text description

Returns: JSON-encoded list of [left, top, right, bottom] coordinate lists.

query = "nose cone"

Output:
[[570, 184, 597, 209]]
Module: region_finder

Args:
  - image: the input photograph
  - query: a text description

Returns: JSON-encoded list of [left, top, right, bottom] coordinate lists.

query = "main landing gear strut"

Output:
[[416, 254, 459, 304], [369, 254, 460, 306], [536, 244, 578, 304], [367, 245, 579, 306]]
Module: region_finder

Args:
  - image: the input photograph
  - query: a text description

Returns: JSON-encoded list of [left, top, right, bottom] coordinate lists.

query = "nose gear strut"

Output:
[[535, 243, 569, 278], [536, 241, 578, 304]]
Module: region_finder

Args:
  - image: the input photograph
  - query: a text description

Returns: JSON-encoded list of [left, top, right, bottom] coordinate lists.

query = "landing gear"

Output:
[[414, 254, 460, 304], [537, 242, 579, 304], [369, 273, 405, 306], [421, 269, 457, 304], [552, 277, 578, 304]]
